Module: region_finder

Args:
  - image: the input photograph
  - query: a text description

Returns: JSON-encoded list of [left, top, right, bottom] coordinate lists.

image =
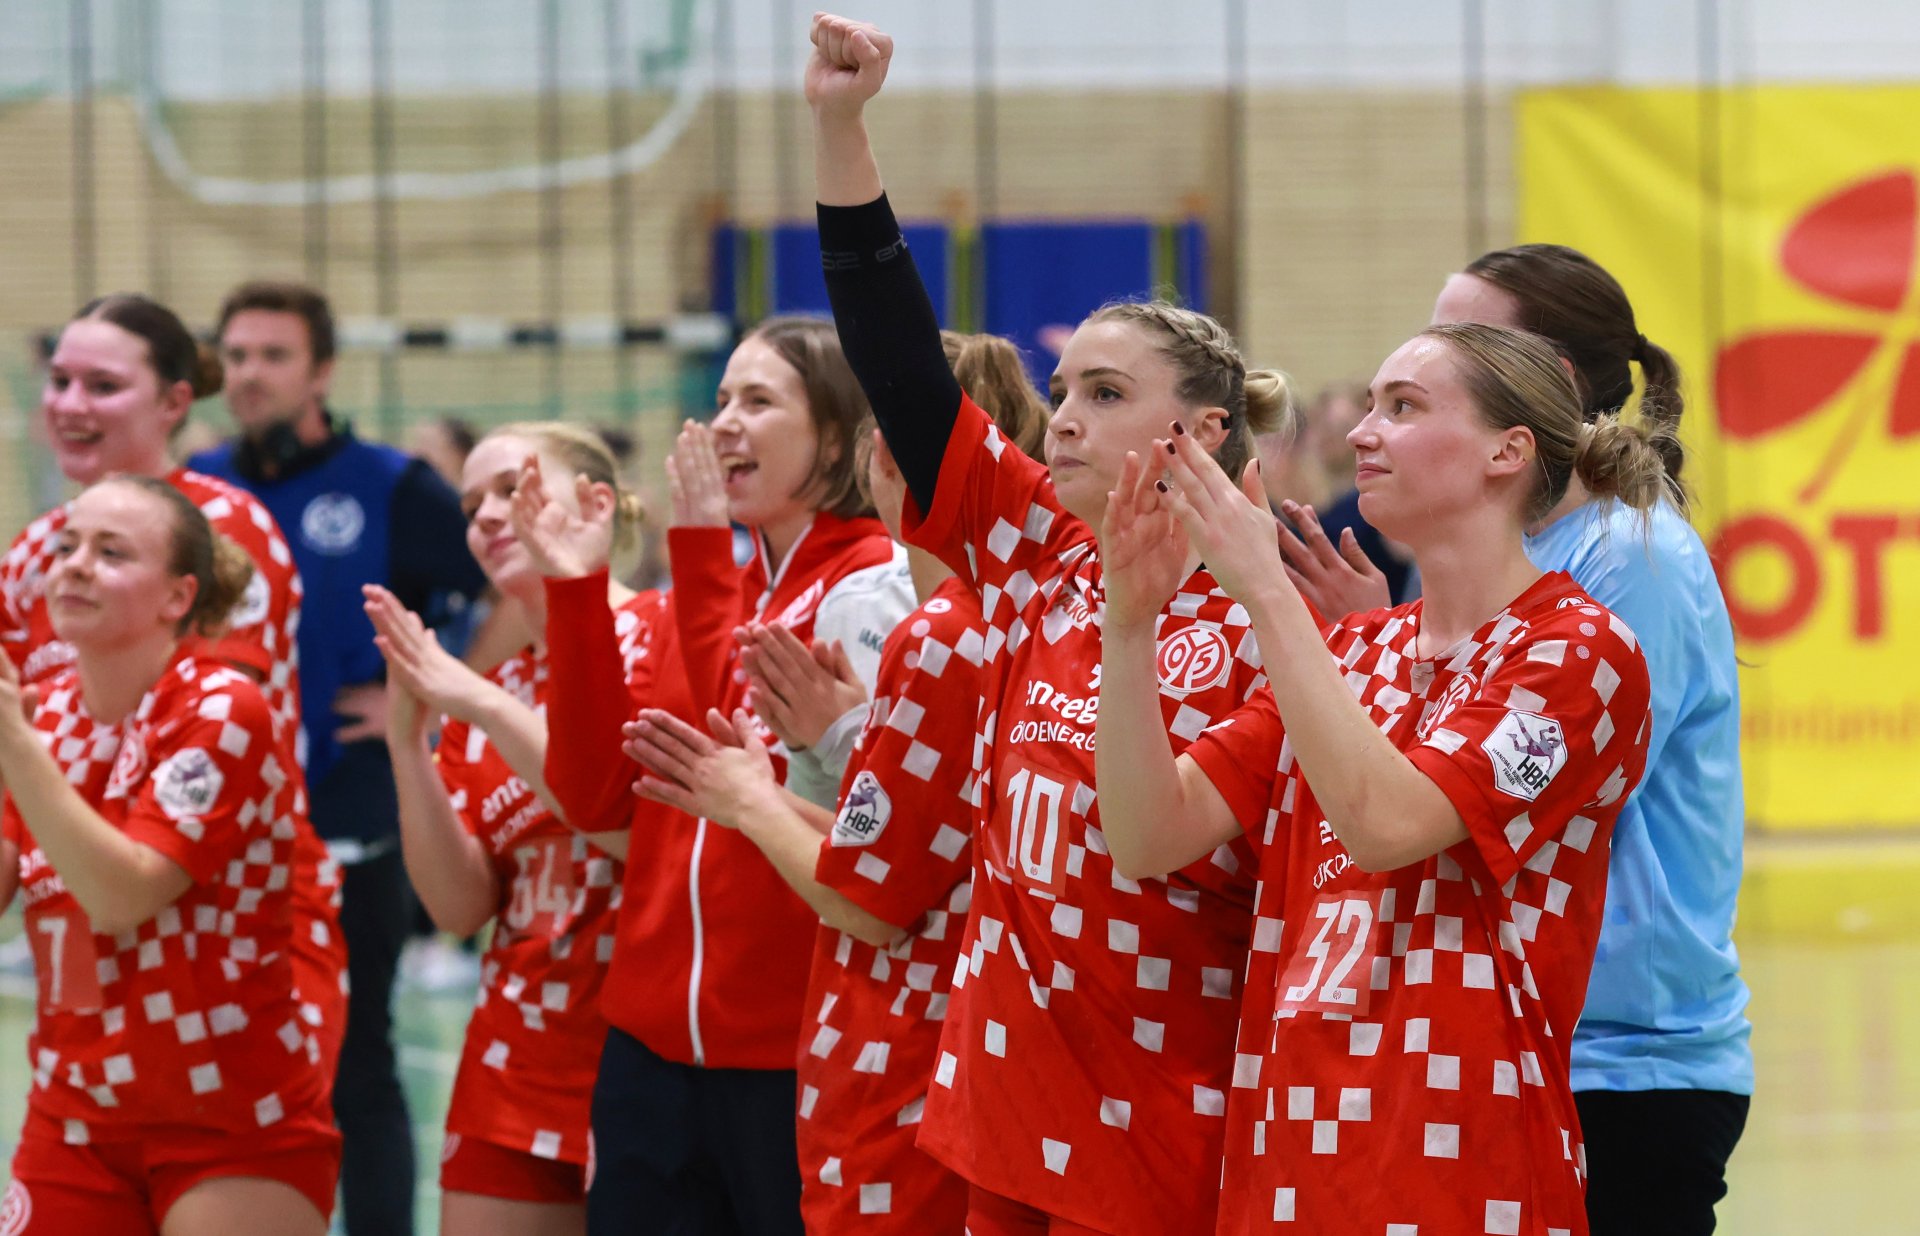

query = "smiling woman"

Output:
[[0, 294, 350, 1139], [367, 421, 653, 1236], [41, 295, 224, 486], [0, 476, 339, 1236], [1092, 321, 1674, 1233], [520, 305, 911, 1231], [804, 13, 1304, 1234]]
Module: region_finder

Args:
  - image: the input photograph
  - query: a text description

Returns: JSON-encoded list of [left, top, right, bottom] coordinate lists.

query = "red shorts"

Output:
[[964, 1184, 1110, 1236], [6, 1109, 340, 1233], [439, 1132, 587, 1205]]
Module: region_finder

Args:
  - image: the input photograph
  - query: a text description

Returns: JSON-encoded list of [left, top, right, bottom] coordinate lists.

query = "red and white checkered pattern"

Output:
[[799, 576, 983, 1232], [435, 596, 655, 1167], [902, 398, 1267, 1235], [1187, 572, 1652, 1234], [5, 653, 334, 1145], [0, 473, 344, 1073]]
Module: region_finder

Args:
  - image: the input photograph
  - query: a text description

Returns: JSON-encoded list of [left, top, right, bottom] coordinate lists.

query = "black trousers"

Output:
[[587, 1026, 804, 1236], [1577, 1088, 1749, 1236], [333, 848, 418, 1235]]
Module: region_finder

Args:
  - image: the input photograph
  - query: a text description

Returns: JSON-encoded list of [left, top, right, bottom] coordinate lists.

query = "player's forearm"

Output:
[[1097, 621, 1229, 878], [0, 839, 18, 914], [0, 728, 188, 935], [390, 737, 500, 937], [818, 193, 962, 517], [543, 570, 642, 834], [813, 109, 884, 207], [466, 686, 564, 821], [741, 792, 899, 947], [1245, 582, 1464, 870]]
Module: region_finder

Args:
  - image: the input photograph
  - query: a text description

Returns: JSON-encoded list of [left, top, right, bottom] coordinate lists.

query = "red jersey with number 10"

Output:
[[1187, 573, 1653, 1234], [902, 397, 1268, 1236]]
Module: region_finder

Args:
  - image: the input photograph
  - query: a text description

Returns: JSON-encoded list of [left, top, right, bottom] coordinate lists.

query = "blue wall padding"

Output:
[[981, 221, 1160, 385]]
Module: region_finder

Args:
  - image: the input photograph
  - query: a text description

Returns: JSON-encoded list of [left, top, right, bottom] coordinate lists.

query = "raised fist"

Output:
[[805, 13, 893, 120]]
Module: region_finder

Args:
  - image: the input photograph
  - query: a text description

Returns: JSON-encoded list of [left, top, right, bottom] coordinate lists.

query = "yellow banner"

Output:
[[1520, 86, 1920, 829]]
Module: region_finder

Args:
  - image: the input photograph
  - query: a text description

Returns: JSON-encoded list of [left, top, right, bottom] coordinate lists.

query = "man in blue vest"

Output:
[[191, 281, 486, 1236]]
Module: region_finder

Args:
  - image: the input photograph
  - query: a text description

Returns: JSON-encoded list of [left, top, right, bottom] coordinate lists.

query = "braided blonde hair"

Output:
[[1084, 301, 1297, 481]]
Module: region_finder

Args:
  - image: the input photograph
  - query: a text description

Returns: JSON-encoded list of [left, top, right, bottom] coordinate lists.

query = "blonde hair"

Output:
[[489, 421, 644, 551], [1421, 322, 1680, 522], [944, 331, 1049, 458], [95, 475, 255, 637], [1083, 301, 1297, 480]]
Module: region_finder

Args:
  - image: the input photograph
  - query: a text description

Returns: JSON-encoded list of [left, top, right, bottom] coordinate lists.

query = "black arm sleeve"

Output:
[[388, 458, 489, 619], [818, 193, 963, 516]]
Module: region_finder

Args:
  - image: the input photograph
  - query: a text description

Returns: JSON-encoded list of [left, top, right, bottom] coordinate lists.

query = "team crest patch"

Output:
[[1482, 711, 1566, 802], [230, 568, 272, 629], [1416, 671, 1478, 739], [832, 770, 892, 847], [301, 493, 366, 555], [0, 1179, 30, 1236], [772, 579, 826, 630], [106, 729, 148, 801], [1156, 627, 1232, 693], [153, 747, 224, 819]]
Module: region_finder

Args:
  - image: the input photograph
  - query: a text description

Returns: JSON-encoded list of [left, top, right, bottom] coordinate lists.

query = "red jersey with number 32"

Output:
[[799, 575, 984, 1232], [902, 397, 1268, 1235], [4, 654, 333, 1144], [435, 599, 656, 1166], [1186, 573, 1652, 1234]]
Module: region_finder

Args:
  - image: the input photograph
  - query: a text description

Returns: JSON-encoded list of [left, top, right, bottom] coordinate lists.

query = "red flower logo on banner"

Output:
[[1714, 170, 1920, 500]]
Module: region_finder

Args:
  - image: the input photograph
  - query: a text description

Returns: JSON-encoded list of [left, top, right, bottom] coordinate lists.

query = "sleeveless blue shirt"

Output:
[[192, 435, 409, 811]]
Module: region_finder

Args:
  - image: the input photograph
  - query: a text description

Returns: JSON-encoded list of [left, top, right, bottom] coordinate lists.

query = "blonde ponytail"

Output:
[[1574, 414, 1683, 516]]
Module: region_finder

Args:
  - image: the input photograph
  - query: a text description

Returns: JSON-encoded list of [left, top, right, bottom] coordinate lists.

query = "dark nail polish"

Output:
[[1172, 421, 1186, 436], [1165, 442, 1176, 455], [1155, 480, 1169, 493]]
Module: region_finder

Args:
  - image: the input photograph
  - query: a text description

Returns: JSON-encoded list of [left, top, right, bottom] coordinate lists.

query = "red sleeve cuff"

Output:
[[119, 813, 225, 886], [545, 566, 613, 617], [1406, 746, 1521, 886], [1185, 734, 1280, 843], [900, 397, 987, 578]]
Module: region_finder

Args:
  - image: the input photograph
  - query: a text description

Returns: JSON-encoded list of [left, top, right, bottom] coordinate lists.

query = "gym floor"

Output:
[[1, 917, 1915, 1234]]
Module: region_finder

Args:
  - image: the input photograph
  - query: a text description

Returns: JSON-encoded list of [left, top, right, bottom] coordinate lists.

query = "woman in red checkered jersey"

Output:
[[0, 476, 338, 1235], [809, 15, 1302, 1233], [624, 331, 1049, 1236], [1095, 324, 1666, 1233], [0, 295, 345, 1082], [367, 422, 657, 1236]]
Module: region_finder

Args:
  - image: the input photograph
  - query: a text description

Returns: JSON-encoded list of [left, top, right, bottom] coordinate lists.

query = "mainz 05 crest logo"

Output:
[[1, 1179, 31, 1236], [1156, 627, 1232, 693]]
